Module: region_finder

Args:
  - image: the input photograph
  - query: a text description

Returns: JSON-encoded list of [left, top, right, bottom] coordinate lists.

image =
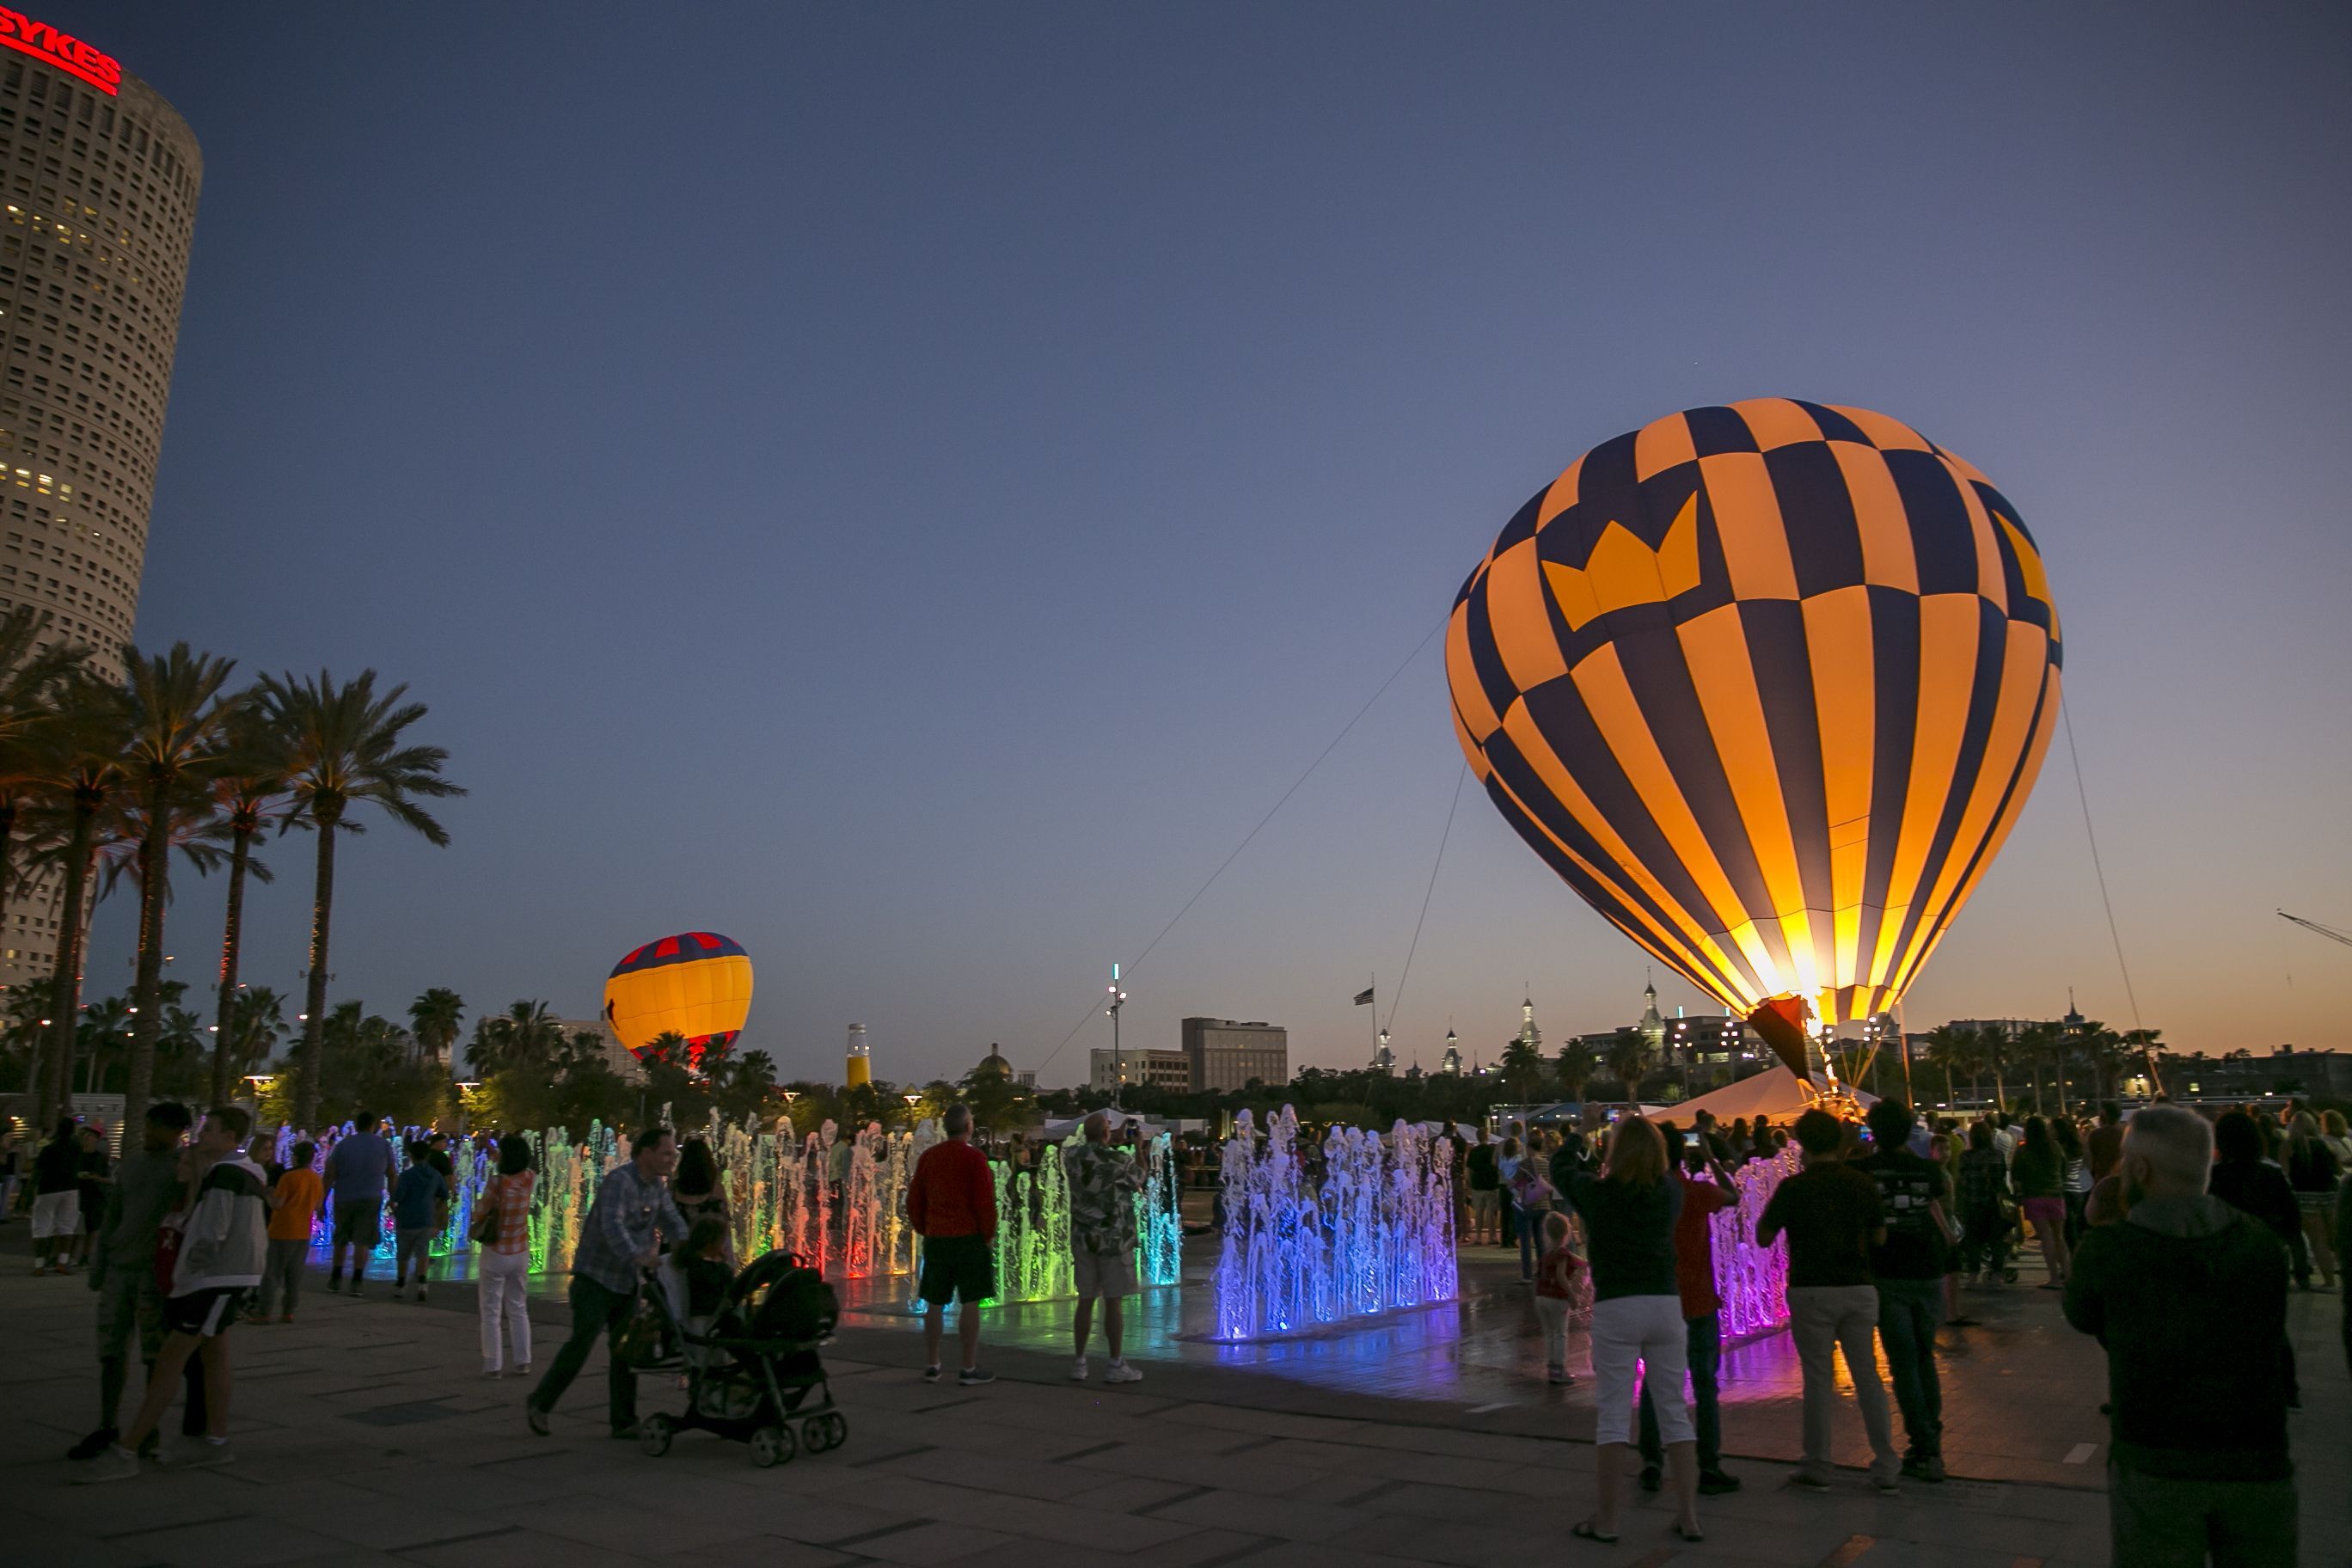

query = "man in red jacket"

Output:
[[908, 1104, 997, 1386]]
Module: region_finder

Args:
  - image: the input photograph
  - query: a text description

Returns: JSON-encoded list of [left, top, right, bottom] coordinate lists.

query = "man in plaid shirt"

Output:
[[1954, 1123, 2012, 1289], [526, 1126, 684, 1437]]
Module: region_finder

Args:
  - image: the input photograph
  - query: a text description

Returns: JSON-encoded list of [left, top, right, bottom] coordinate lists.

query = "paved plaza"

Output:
[[2, 1229, 2343, 1567]]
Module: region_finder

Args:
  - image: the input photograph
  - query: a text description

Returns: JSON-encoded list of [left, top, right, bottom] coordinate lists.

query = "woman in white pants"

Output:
[[1565, 1118, 1701, 1544], [475, 1135, 536, 1377]]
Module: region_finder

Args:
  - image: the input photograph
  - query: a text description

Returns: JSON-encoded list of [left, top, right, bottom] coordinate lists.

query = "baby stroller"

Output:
[[628, 1249, 847, 1467]]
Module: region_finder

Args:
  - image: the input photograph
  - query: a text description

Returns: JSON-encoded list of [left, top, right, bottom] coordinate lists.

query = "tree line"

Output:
[[0, 606, 460, 1135]]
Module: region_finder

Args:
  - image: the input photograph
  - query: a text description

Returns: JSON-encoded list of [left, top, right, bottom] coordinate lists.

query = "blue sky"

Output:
[[70, 3, 2352, 1081]]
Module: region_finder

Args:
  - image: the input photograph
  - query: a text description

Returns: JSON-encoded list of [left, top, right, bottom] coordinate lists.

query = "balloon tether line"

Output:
[[1033, 613, 1449, 1075], [1382, 765, 1467, 1042], [2061, 697, 2152, 1082]]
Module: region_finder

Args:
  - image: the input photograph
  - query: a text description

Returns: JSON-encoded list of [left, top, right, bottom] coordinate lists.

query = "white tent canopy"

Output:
[[1642, 1066, 1872, 1127]]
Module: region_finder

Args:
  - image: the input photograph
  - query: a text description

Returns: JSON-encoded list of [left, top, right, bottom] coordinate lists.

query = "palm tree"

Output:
[[470, 999, 561, 1076], [207, 708, 287, 1106], [28, 671, 132, 1124], [1555, 1038, 1595, 1103], [1605, 1027, 1648, 1099], [2075, 1021, 2125, 1104], [2014, 1020, 2063, 1115], [0, 604, 86, 916], [218, 984, 288, 1086], [257, 670, 462, 1129], [118, 644, 241, 1132], [1921, 1023, 1975, 1108], [409, 987, 464, 1071]]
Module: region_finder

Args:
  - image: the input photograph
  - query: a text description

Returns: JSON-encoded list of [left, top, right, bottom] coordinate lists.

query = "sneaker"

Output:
[[525, 1403, 550, 1437], [922, 1364, 941, 1383], [70, 1445, 139, 1485], [1104, 1362, 1144, 1385], [1547, 1368, 1574, 1386], [66, 1427, 119, 1461], [279, 1314, 294, 1325], [415, 1288, 428, 1304], [1069, 1357, 1088, 1381], [957, 1367, 996, 1387], [1698, 1470, 1743, 1496], [1789, 1473, 1834, 1494], [1906, 1456, 1946, 1484], [516, 1363, 532, 1375], [167, 1440, 235, 1470], [483, 1367, 503, 1380], [327, 1271, 342, 1292], [1638, 1465, 1662, 1493], [1872, 1476, 1902, 1495]]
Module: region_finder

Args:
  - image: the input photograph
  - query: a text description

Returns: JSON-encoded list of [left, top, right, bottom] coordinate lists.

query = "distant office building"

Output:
[[2170, 1046, 2352, 1102], [1182, 1017, 1288, 1093], [1090, 1046, 1190, 1094], [0, 21, 201, 998]]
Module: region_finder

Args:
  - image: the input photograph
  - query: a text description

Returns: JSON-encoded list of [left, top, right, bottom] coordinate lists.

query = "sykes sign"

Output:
[[0, 9, 119, 96]]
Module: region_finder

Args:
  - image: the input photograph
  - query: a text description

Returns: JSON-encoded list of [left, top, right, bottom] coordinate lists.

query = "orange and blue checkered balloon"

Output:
[[602, 931, 753, 1073], [1447, 401, 2061, 1036]]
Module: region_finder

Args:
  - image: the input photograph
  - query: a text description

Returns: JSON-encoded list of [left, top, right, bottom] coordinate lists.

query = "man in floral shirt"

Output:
[[1062, 1112, 1146, 1384]]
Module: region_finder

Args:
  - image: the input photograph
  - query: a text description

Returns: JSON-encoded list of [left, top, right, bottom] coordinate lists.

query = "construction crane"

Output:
[[2278, 910, 2352, 948]]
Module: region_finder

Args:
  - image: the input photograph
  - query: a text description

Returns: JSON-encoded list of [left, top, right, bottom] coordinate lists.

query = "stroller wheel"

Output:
[[800, 1415, 834, 1454], [750, 1423, 796, 1467], [639, 1415, 673, 1458], [824, 1412, 848, 1449]]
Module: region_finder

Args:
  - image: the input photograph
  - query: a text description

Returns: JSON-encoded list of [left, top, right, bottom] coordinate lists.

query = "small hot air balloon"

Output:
[[1447, 401, 2061, 1075], [603, 932, 753, 1074]]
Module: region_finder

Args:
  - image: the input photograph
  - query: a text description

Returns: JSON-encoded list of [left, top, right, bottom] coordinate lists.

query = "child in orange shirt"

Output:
[[1534, 1210, 1587, 1386], [257, 1142, 322, 1323]]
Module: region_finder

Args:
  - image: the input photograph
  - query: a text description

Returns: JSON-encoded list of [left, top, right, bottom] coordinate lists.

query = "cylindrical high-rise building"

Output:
[[845, 1023, 871, 1087], [0, 19, 201, 995]]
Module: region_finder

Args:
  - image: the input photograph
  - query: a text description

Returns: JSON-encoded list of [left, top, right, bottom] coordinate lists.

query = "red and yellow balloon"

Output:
[[603, 932, 753, 1074], [1447, 401, 2061, 1071]]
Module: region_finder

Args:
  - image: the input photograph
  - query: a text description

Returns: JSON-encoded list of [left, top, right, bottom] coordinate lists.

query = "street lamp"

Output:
[[1106, 963, 1129, 1109]]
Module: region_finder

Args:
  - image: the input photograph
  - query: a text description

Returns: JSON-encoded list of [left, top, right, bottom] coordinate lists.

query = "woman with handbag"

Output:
[[476, 1135, 536, 1378]]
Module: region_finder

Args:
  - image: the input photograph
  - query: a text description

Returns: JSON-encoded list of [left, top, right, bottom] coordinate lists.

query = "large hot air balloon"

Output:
[[1447, 401, 2061, 1073], [603, 932, 754, 1074]]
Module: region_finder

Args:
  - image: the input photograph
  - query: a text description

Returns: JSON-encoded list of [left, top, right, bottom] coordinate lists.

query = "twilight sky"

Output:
[[72, 3, 2352, 1083]]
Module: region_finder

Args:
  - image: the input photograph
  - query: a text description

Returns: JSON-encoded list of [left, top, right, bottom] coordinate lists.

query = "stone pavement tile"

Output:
[[224, 1475, 518, 1550], [1256, 1437, 1522, 1490], [1155, 1402, 1372, 1442], [403, 1528, 647, 1568], [501, 1493, 789, 1556], [763, 1495, 934, 1546], [866, 1441, 1138, 1501], [1068, 1443, 1332, 1498], [309, 1459, 578, 1514], [4, 1516, 163, 1568], [1057, 1474, 1214, 1515], [835, 1522, 1020, 1565], [95, 1512, 351, 1568], [1147, 1487, 1370, 1544], [1337, 1424, 1560, 1466], [1246, 1544, 1450, 1568], [653, 1535, 860, 1567], [15, 1467, 260, 1531], [1345, 1479, 1561, 1528]]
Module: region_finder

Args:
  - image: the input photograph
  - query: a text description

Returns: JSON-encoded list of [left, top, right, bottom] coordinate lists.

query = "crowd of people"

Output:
[[1529, 1094, 2343, 1560], [10, 1086, 2343, 1562]]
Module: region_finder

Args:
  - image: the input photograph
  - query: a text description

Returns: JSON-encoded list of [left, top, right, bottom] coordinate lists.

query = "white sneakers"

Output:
[[1072, 1357, 1144, 1383]]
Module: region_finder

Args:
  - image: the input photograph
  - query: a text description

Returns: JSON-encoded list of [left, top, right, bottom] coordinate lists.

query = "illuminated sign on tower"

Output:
[[0, 9, 120, 95]]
